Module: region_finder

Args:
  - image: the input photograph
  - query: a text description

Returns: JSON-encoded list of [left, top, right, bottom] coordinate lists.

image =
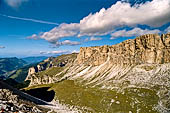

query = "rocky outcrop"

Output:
[[26, 54, 77, 86], [77, 33, 170, 66], [0, 89, 43, 113], [0, 83, 44, 113]]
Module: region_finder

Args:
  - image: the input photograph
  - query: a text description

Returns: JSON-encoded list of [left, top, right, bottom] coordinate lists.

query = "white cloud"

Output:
[[27, 34, 39, 40], [28, 23, 80, 47], [111, 27, 161, 39], [4, 0, 28, 8], [90, 37, 102, 41], [165, 26, 170, 33], [40, 50, 69, 55], [55, 40, 80, 47], [40, 23, 80, 42], [0, 46, 5, 49], [79, 0, 170, 36], [40, 49, 79, 55]]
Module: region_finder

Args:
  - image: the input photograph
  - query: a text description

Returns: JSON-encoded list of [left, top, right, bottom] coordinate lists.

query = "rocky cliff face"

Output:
[[62, 34, 170, 87], [77, 33, 170, 66]]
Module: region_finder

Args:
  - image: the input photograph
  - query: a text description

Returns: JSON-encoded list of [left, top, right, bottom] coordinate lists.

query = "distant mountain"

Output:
[[0, 57, 27, 77], [21, 56, 48, 64]]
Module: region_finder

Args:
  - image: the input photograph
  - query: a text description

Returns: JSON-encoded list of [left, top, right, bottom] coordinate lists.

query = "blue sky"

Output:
[[0, 0, 170, 57]]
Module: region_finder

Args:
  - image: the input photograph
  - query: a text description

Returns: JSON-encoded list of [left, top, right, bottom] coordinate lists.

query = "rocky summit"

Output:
[[25, 33, 170, 113]]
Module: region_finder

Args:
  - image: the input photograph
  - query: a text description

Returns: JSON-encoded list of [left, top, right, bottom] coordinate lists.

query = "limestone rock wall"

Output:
[[77, 33, 170, 66]]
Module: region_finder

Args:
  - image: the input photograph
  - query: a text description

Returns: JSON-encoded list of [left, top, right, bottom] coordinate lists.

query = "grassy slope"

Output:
[[26, 80, 159, 113]]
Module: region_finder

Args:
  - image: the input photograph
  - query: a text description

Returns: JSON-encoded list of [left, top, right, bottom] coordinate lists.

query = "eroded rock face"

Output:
[[26, 54, 78, 86], [77, 33, 170, 66]]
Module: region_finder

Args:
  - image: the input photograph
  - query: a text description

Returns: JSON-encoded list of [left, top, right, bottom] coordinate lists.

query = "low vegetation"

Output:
[[26, 80, 159, 113]]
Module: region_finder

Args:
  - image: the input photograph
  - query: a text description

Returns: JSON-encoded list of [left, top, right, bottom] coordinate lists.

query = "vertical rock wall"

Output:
[[77, 33, 170, 66]]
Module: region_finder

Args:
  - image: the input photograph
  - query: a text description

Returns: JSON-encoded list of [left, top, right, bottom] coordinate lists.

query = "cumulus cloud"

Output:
[[111, 27, 161, 39], [40, 23, 80, 42], [28, 23, 80, 47], [90, 37, 102, 41], [0, 46, 5, 49], [4, 0, 28, 8], [79, 0, 170, 36], [40, 50, 69, 55]]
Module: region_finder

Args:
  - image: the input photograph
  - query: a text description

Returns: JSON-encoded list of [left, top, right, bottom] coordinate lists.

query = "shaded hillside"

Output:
[[0, 57, 27, 77]]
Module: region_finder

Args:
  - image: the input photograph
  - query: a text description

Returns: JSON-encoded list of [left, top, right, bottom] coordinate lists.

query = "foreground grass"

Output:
[[26, 80, 159, 113]]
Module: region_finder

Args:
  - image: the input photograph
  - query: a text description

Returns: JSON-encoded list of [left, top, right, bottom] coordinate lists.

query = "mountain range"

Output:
[[21, 56, 48, 64]]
